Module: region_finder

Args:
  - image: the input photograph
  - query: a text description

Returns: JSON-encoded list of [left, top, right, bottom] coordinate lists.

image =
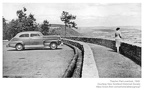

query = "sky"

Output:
[[3, 3, 141, 27]]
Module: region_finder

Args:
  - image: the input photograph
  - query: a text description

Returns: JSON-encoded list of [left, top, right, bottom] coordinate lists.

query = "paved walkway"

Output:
[[88, 43, 141, 78]]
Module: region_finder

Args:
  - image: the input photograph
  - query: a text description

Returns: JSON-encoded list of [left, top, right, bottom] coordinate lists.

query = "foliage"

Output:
[[3, 17, 8, 40], [3, 7, 38, 40], [3, 8, 79, 40], [16, 7, 37, 31], [40, 20, 50, 35], [60, 11, 77, 37]]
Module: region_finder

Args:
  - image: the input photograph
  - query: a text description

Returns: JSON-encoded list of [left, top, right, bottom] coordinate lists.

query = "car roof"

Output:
[[20, 31, 41, 34], [15, 31, 42, 37]]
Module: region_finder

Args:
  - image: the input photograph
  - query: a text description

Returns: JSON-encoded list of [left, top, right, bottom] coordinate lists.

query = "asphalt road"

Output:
[[3, 41, 74, 78]]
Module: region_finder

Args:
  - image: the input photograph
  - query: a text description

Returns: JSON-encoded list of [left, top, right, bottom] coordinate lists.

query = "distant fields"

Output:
[[77, 26, 141, 46]]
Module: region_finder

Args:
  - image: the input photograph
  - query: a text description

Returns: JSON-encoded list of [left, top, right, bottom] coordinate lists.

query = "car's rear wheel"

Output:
[[50, 43, 57, 50], [15, 44, 24, 51]]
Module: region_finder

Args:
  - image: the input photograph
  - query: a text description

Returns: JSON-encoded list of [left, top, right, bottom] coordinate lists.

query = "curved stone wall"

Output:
[[65, 37, 141, 66], [63, 39, 84, 78], [63, 39, 99, 78]]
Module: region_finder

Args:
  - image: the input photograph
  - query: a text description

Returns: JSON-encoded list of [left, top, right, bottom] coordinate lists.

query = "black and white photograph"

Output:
[[1, 0, 143, 90]]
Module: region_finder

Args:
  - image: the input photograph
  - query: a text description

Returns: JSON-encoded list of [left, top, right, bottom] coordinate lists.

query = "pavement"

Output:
[[88, 43, 141, 78], [3, 41, 74, 78], [3, 40, 141, 78]]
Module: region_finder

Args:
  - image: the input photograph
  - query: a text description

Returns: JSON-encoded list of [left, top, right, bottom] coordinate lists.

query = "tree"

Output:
[[41, 20, 50, 35], [60, 11, 77, 37], [3, 17, 8, 40], [16, 7, 37, 31], [4, 7, 38, 40], [16, 7, 27, 21]]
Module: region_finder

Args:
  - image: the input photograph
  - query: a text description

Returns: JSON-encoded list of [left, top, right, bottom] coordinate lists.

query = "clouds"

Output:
[[3, 3, 141, 27], [76, 3, 141, 26]]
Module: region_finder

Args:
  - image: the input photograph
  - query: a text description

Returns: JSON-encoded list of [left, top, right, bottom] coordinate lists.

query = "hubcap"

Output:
[[51, 44, 56, 49], [17, 45, 23, 50]]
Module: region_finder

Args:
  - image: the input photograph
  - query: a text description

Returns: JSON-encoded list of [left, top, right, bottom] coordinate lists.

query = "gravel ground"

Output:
[[3, 41, 74, 78], [88, 43, 141, 78]]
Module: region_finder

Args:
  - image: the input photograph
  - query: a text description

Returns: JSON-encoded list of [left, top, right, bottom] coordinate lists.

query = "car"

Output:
[[6, 31, 62, 50]]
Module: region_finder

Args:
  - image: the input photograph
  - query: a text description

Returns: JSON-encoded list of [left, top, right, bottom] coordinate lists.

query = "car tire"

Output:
[[50, 43, 57, 50], [15, 44, 24, 51]]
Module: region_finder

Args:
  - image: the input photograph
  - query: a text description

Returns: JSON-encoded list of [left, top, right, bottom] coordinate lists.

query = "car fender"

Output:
[[44, 40, 58, 44], [14, 41, 24, 47]]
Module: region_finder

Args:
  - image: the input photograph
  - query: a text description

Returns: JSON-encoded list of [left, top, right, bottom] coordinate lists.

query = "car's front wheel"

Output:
[[50, 43, 57, 50], [15, 44, 24, 51]]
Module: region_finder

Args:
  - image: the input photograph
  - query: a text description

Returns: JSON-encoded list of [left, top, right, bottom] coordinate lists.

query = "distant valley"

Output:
[[76, 26, 141, 45]]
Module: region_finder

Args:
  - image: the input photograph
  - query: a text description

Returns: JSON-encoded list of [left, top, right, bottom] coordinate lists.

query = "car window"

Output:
[[19, 34, 29, 37], [30, 34, 40, 37]]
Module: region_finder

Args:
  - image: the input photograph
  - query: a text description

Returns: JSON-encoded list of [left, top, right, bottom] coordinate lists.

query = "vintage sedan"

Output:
[[6, 31, 62, 50]]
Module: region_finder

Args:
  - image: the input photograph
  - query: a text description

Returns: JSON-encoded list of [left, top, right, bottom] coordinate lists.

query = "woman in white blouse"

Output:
[[115, 27, 122, 53]]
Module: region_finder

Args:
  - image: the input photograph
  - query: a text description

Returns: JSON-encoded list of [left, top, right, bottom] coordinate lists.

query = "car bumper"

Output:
[[60, 42, 64, 46]]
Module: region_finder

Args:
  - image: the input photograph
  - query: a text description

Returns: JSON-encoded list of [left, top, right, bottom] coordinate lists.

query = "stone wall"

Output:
[[65, 37, 141, 66], [63, 39, 84, 78], [63, 39, 99, 78]]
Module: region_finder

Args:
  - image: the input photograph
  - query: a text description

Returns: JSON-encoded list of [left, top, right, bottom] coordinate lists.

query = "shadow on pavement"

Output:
[[7, 48, 62, 51]]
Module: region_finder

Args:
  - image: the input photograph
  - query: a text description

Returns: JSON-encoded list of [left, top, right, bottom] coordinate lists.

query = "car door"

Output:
[[30, 33, 44, 47], [19, 34, 30, 46]]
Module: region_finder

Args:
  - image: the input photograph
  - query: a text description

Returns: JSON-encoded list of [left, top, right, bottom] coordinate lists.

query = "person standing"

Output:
[[115, 27, 122, 53]]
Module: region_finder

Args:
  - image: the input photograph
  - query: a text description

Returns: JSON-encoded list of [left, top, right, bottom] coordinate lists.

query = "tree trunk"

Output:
[[65, 23, 66, 37]]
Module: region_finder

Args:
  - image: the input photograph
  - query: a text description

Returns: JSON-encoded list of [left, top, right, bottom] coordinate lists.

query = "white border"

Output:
[[0, 0, 143, 90]]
